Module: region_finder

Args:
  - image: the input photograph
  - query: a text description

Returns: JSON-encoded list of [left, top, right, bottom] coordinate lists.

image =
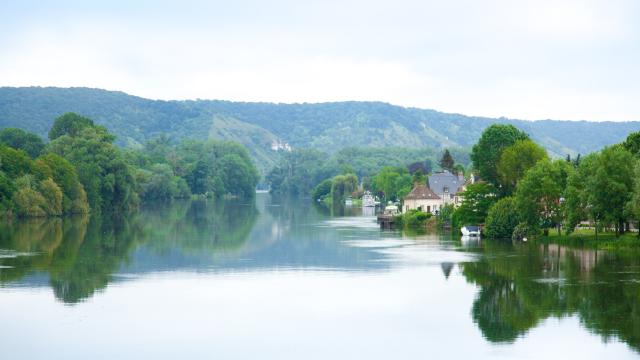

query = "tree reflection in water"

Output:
[[461, 241, 640, 351], [0, 199, 257, 304]]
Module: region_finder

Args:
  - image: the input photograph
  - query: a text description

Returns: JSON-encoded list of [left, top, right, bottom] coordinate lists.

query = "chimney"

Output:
[[457, 172, 464, 182]]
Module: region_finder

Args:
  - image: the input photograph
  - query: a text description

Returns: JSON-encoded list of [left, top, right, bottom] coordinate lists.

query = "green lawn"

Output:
[[538, 228, 640, 251]]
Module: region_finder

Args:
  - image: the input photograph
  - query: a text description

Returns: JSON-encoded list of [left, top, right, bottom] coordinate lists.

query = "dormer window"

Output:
[[443, 186, 449, 193]]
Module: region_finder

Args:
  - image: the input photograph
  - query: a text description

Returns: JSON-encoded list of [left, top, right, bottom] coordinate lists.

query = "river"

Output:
[[1, 193, 639, 359]]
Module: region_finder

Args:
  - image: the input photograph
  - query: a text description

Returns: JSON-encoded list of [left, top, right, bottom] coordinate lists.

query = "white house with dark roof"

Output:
[[403, 184, 442, 213]]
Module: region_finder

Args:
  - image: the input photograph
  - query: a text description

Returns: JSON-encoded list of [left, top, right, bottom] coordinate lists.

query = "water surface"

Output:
[[1, 194, 639, 359]]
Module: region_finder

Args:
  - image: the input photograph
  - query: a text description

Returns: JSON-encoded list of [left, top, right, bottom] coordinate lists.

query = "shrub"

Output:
[[485, 197, 519, 240]]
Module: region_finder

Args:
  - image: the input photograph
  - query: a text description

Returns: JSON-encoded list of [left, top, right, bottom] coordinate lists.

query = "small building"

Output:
[[429, 170, 470, 208], [403, 184, 442, 214]]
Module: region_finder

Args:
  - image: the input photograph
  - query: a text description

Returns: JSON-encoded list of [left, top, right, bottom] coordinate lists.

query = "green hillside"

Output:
[[1, 87, 638, 175]]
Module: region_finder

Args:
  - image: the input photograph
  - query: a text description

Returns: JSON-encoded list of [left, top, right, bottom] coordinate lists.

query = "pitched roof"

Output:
[[404, 184, 441, 200], [429, 170, 464, 195]]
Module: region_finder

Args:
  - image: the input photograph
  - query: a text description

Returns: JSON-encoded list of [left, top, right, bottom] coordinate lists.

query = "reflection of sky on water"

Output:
[[1, 194, 640, 359]]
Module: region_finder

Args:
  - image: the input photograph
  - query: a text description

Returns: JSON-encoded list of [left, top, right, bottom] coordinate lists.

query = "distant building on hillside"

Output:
[[271, 139, 292, 152]]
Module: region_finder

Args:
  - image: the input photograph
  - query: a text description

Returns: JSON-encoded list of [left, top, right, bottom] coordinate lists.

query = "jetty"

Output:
[[377, 214, 396, 229]]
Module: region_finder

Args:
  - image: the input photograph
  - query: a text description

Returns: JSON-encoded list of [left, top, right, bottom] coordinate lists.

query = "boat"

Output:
[[345, 197, 353, 206], [461, 225, 481, 236], [362, 191, 375, 207]]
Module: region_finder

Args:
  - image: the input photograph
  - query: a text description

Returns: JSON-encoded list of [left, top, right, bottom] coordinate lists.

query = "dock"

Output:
[[377, 214, 396, 229]]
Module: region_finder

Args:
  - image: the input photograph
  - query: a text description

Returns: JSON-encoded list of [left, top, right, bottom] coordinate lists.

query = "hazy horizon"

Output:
[[2, 1, 639, 121]]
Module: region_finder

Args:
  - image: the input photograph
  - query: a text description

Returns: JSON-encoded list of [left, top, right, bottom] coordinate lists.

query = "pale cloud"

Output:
[[0, 0, 639, 121]]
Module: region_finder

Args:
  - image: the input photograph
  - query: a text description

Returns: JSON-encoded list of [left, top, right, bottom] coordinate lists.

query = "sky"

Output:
[[1, 0, 639, 121]]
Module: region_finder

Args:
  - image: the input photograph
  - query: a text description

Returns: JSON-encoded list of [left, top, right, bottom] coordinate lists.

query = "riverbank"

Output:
[[537, 229, 640, 251]]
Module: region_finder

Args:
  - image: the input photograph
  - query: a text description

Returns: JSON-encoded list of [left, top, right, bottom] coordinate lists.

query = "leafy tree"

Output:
[[408, 160, 433, 175], [411, 169, 427, 185], [497, 139, 548, 194], [471, 124, 529, 188], [623, 131, 640, 156], [218, 153, 259, 198], [565, 146, 635, 237], [39, 178, 63, 216], [439, 149, 455, 172], [267, 149, 331, 195], [626, 161, 640, 237], [34, 153, 88, 214], [0, 128, 45, 158], [371, 166, 412, 201], [312, 179, 333, 201], [0, 145, 33, 179], [484, 197, 519, 240], [452, 182, 496, 226], [47, 124, 138, 212], [514, 159, 572, 235], [331, 174, 358, 205], [48, 112, 96, 140]]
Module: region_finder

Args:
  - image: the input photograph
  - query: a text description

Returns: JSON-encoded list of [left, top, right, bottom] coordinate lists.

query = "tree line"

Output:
[[0, 112, 259, 217], [452, 124, 640, 240]]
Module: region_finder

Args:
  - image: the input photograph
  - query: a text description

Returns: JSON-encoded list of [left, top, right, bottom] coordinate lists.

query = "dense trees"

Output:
[[0, 128, 45, 158], [267, 147, 436, 196], [371, 166, 413, 202], [513, 160, 571, 235], [460, 124, 640, 241], [1, 113, 259, 217], [564, 146, 635, 237], [471, 124, 529, 189], [0, 145, 88, 217], [497, 140, 548, 194], [484, 197, 519, 239], [48, 122, 138, 212], [452, 183, 496, 227]]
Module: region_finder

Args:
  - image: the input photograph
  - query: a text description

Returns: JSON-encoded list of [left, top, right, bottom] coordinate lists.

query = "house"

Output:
[[428, 170, 467, 208], [403, 184, 442, 213]]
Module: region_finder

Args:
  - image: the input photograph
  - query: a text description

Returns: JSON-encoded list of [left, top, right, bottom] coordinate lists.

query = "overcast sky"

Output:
[[1, 0, 639, 121]]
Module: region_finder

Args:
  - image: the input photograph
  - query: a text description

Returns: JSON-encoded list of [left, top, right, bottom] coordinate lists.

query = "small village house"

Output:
[[403, 184, 441, 213]]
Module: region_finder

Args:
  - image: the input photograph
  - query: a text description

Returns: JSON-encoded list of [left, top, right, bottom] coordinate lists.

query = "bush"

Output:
[[485, 197, 519, 240], [399, 209, 432, 229], [512, 222, 533, 241]]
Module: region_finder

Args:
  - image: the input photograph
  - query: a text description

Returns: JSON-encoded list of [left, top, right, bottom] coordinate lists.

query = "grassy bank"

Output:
[[537, 228, 640, 251]]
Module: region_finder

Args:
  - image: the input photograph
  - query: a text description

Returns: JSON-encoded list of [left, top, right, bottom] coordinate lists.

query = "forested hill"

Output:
[[1, 86, 638, 170]]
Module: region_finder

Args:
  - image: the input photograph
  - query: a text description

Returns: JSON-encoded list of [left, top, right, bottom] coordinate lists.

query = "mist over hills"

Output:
[[0, 86, 638, 174]]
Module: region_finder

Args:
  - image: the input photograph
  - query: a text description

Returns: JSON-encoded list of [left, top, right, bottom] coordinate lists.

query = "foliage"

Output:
[[564, 146, 635, 236], [439, 149, 455, 172], [330, 174, 358, 205], [623, 131, 640, 156], [371, 166, 412, 201], [452, 182, 496, 227], [514, 159, 572, 234], [627, 162, 640, 232], [0, 128, 45, 158], [497, 139, 548, 194], [47, 124, 138, 212], [35, 153, 89, 213], [267, 149, 330, 196], [312, 179, 333, 201], [484, 197, 519, 240], [2, 87, 638, 173], [48, 112, 96, 140], [396, 209, 432, 229], [437, 203, 455, 227], [471, 124, 529, 188]]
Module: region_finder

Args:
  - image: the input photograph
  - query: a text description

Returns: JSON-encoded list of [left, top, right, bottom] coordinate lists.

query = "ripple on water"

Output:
[[342, 239, 414, 248], [320, 217, 380, 229], [0, 249, 39, 259]]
